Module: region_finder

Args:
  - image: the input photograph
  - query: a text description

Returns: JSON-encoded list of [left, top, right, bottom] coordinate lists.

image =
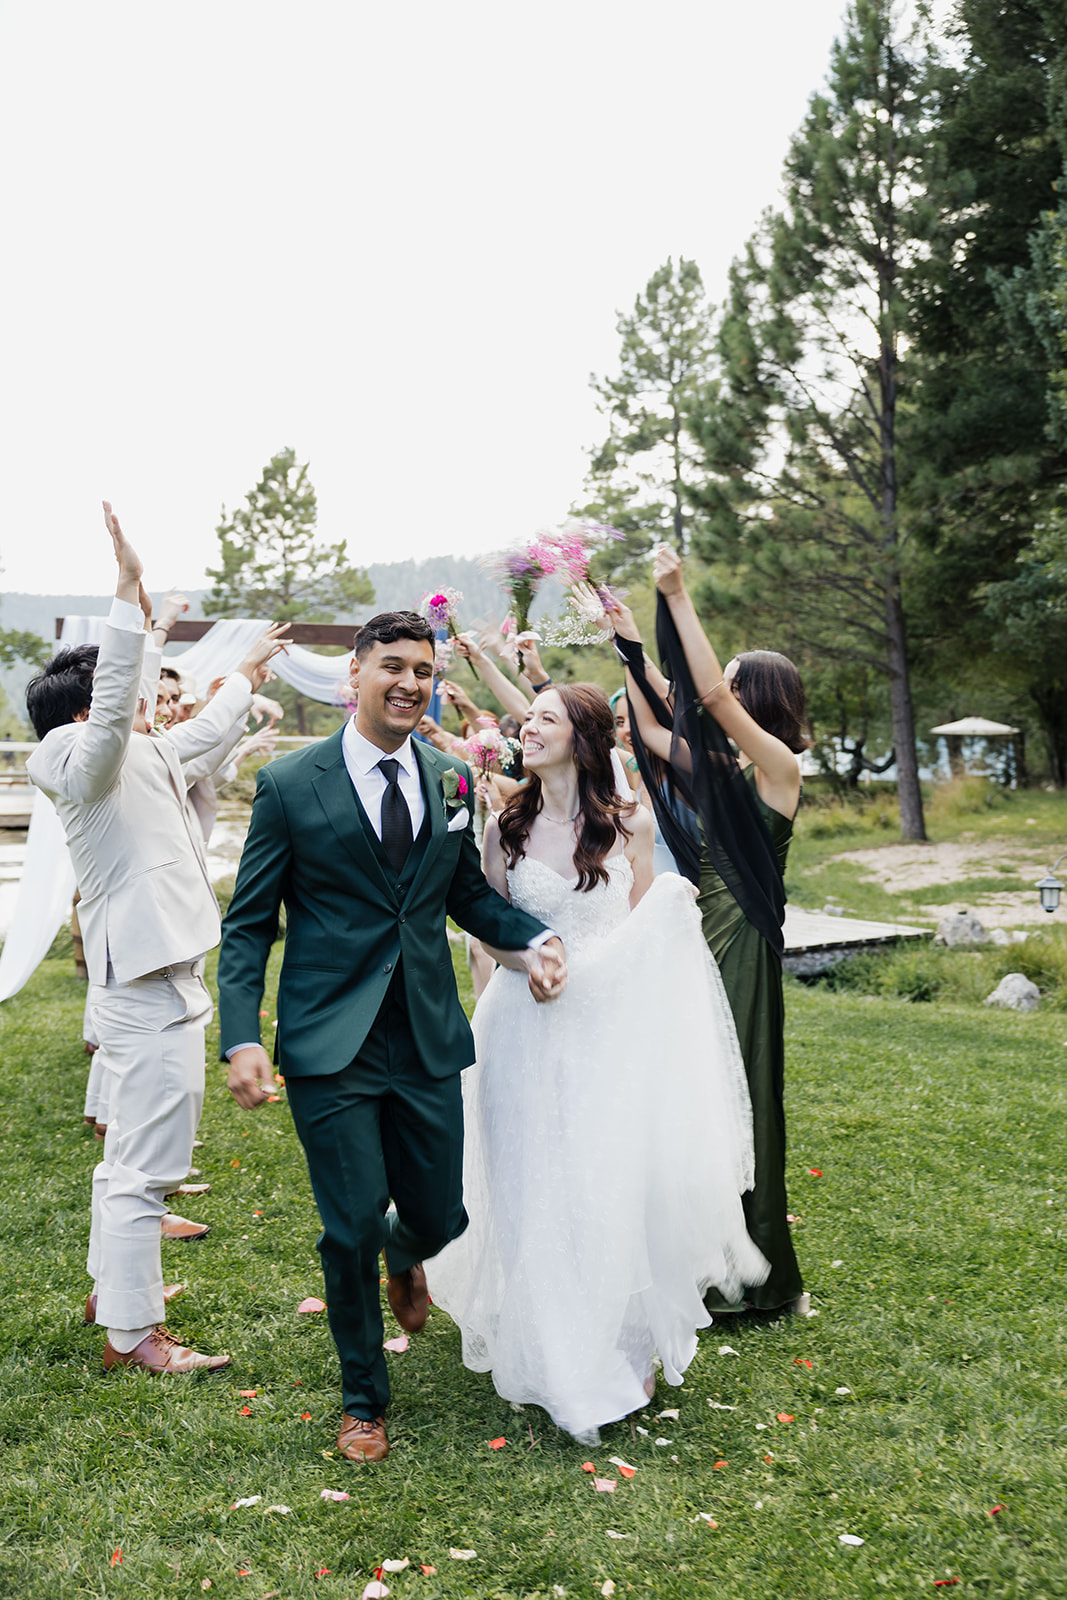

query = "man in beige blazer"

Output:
[[26, 502, 285, 1374]]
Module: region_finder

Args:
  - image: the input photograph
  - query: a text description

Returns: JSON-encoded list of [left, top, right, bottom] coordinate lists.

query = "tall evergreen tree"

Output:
[[205, 447, 373, 735], [907, 0, 1067, 779], [692, 0, 931, 838], [578, 257, 715, 570], [205, 447, 373, 624]]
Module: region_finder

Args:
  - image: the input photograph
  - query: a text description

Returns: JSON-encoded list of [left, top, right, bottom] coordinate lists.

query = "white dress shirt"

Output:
[[342, 718, 426, 839]]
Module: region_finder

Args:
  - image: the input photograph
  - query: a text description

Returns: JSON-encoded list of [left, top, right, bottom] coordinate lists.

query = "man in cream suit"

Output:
[[26, 502, 286, 1374], [219, 609, 567, 1461]]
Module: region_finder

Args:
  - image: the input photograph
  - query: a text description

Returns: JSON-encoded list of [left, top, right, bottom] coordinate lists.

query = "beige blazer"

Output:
[[27, 621, 253, 984]]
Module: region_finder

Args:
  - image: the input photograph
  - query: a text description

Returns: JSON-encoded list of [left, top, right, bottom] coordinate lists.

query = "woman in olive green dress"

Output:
[[593, 549, 808, 1314]]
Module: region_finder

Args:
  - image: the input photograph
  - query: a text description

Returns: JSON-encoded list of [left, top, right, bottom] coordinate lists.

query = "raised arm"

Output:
[[652, 545, 800, 811], [571, 582, 674, 766], [453, 634, 532, 720]]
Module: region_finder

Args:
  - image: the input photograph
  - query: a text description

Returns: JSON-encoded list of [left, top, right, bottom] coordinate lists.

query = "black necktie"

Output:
[[378, 757, 413, 874]]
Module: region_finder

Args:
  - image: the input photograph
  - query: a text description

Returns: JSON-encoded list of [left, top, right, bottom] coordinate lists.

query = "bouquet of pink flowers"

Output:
[[482, 522, 623, 662], [418, 587, 478, 679], [462, 717, 507, 781]]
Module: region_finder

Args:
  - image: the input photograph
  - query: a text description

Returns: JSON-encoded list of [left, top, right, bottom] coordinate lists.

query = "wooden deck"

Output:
[[783, 904, 927, 974]]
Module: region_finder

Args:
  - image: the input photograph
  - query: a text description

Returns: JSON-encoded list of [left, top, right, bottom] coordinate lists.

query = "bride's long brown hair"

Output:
[[498, 683, 636, 892]]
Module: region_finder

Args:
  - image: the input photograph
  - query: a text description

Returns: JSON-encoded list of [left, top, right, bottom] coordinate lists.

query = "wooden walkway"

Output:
[[783, 904, 927, 974]]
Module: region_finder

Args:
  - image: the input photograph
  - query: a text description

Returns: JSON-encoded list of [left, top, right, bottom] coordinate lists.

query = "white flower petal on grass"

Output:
[[449, 1549, 477, 1560], [831, 1259, 844, 1267], [654, 1438, 672, 1447], [835, 1386, 852, 1395], [838, 1533, 864, 1546], [265, 1504, 291, 1515], [656, 1409, 680, 1421], [605, 1530, 630, 1540], [607, 1456, 637, 1476], [636, 1426, 649, 1436], [691, 1513, 719, 1527], [593, 1478, 617, 1493], [381, 1559, 410, 1572], [707, 1400, 737, 1411], [232, 1496, 261, 1508], [320, 1489, 349, 1502], [717, 1345, 739, 1356], [362, 1584, 390, 1600], [601, 1582, 616, 1597]]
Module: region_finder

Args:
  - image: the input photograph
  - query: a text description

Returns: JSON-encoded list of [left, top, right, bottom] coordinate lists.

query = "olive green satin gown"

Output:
[[698, 771, 802, 1312]]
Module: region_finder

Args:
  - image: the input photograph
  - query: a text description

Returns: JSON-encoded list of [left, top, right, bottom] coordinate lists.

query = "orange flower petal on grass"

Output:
[[607, 1456, 636, 1478], [239, 1389, 257, 1398], [110, 1549, 123, 1567], [794, 1358, 813, 1369], [420, 1566, 436, 1576], [238, 1406, 253, 1416], [808, 1168, 823, 1177], [777, 1413, 795, 1423], [713, 1460, 728, 1470], [487, 1437, 507, 1450], [301, 1411, 312, 1421], [581, 1462, 596, 1473]]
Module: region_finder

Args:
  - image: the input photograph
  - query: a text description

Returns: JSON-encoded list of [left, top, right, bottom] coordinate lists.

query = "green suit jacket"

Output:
[[217, 729, 547, 1078]]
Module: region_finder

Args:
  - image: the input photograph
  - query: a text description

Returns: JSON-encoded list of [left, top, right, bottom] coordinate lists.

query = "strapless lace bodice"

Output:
[[507, 854, 633, 955]]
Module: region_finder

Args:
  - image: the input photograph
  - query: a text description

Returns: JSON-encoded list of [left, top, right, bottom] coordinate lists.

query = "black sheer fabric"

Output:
[[615, 597, 786, 958]]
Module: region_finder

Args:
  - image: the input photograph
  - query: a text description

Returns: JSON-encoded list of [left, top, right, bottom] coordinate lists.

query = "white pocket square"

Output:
[[446, 809, 469, 832]]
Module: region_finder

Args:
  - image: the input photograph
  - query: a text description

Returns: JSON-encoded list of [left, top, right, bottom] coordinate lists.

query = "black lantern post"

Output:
[[1035, 854, 1066, 914]]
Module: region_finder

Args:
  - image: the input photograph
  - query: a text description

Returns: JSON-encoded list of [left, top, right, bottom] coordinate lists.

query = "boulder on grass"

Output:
[[984, 973, 1040, 1012], [935, 910, 988, 949]]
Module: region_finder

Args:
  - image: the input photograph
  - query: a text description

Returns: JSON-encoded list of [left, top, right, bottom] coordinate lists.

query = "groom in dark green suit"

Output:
[[219, 612, 565, 1462]]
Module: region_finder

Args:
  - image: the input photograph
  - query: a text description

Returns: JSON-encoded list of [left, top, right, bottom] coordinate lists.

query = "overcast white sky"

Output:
[[2, 0, 862, 596]]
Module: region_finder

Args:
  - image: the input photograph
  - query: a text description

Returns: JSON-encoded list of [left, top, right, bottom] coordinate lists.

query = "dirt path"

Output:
[[830, 836, 1056, 926]]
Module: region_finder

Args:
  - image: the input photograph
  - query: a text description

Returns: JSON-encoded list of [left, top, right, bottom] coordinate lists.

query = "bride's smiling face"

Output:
[[520, 690, 574, 774]]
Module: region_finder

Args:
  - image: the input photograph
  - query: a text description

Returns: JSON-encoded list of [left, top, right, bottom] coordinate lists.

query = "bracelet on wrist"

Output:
[[531, 678, 553, 695]]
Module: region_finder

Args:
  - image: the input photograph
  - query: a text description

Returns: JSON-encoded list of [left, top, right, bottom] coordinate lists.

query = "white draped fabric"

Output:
[[58, 615, 354, 703], [0, 788, 77, 1001], [0, 616, 352, 1003]]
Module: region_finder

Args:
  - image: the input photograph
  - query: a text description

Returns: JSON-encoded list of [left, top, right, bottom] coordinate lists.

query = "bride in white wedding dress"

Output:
[[426, 684, 767, 1444]]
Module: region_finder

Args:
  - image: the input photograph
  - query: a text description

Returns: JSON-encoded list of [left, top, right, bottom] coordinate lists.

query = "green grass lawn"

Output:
[[1, 941, 1065, 1598]]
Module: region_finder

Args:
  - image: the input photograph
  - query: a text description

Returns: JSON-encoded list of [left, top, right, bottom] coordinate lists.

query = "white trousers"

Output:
[[87, 960, 211, 1330]]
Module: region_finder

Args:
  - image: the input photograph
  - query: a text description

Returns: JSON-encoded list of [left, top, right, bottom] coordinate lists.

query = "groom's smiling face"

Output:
[[351, 638, 435, 751]]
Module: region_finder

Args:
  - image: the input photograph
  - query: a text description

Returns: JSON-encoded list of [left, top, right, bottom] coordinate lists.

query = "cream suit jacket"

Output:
[[27, 619, 253, 984]]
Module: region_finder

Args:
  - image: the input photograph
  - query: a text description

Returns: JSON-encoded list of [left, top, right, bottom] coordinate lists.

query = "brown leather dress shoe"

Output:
[[102, 1326, 230, 1373], [84, 1284, 184, 1324], [161, 1214, 210, 1241], [385, 1262, 428, 1333], [337, 1413, 388, 1462]]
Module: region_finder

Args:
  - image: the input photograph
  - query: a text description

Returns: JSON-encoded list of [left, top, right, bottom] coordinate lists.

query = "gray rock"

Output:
[[934, 910, 988, 948], [987, 927, 1011, 946], [984, 973, 1040, 1012]]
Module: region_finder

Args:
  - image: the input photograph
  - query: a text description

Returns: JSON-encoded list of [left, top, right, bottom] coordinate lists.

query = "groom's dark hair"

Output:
[[353, 611, 435, 659], [26, 644, 100, 739]]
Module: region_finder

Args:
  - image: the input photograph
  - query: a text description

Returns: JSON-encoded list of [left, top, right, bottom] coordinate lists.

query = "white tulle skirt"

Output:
[[427, 867, 767, 1444]]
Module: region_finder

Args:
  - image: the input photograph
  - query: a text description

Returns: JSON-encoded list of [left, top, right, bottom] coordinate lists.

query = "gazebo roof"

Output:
[[930, 717, 1019, 737]]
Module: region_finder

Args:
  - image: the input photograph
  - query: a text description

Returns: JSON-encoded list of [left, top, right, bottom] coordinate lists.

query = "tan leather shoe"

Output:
[[84, 1284, 184, 1325], [94, 1122, 107, 1140], [161, 1214, 210, 1241], [385, 1262, 428, 1334], [163, 1182, 212, 1200], [337, 1413, 388, 1462], [102, 1326, 230, 1373]]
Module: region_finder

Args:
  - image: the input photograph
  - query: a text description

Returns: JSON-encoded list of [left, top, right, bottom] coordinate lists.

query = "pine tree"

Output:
[[691, 0, 931, 838], [204, 448, 373, 623], [578, 258, 715, 570]]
